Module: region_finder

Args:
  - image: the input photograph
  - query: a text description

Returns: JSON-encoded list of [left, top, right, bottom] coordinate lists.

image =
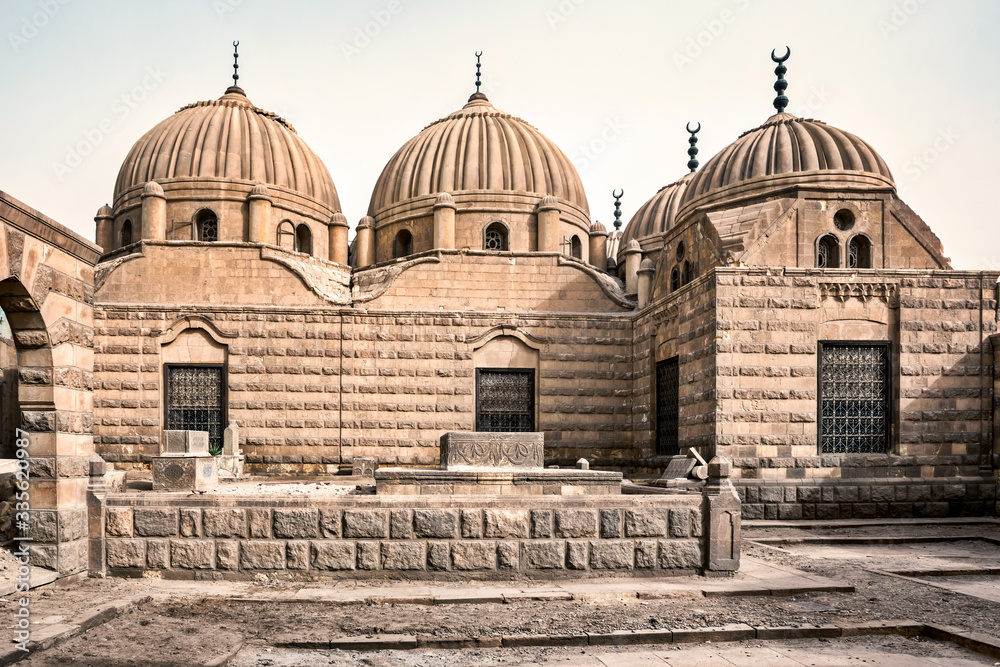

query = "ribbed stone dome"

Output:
[[114, 87, 340, 210], [679, 114, 894, 215], [368, 94, 589, 216], [620, 173, 693, 250]]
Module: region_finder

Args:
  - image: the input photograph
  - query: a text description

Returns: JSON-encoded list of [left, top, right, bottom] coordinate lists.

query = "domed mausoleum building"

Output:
[[78, 49, 997, 521]]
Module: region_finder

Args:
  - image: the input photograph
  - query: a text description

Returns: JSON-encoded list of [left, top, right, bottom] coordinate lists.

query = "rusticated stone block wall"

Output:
[[100, 495, 714, 579]]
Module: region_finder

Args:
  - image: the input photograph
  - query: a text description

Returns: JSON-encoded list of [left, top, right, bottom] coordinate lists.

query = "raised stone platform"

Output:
[[375, 431, 623, 496]]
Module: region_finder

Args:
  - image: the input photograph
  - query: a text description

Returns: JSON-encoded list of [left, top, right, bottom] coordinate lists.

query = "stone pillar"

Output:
[[247, 183, 272, 244], [140, 181, 166, 241], [623, 239, 642, 295], [637, 258, 655, 309], [588, 222, 608, 271], [329, 212, 349, 264], [990, 334, 1000, 489], [356, 216, 375, 268], [432, 192, 456, 250], [536, 196, 560, 252], [94, 205, 114, 254], [703, 456, 740, 572], [86, 456, 108, 577]]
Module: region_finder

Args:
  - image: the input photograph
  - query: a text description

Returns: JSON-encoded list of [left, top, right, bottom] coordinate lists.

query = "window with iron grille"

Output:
[[476, 368, 534, 432], [818, 342, 890, 454], [164, 364, 225, 454], [655, 356, 679, 455]]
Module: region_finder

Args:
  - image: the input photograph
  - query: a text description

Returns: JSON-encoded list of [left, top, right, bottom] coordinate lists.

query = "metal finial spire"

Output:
[[232, 41, 240, 88], [612, 189, 624, 230], [771, 46, 790, 114], [686, 122, 701, 173], [474, 51, 483, 94]]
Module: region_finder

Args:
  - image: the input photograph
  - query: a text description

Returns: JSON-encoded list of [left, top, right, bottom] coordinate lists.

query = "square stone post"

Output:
[[703, 456, 740, 572]]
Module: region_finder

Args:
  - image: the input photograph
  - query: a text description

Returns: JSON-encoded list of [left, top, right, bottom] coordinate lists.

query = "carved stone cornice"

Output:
[[818, 281, 899, 307]]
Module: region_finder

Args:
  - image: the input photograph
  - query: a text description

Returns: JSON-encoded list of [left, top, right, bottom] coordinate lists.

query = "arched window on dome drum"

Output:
[[817, 234, 840, 269], [277, 221, 295, 251], [195, 209, 218, 242], [681, 260, 693, 286], [295, 224, 312, 255], [570, 235, 582, 259], [670, 267, 680, 292], [393, 229, 413, 259], [484, 222, 508, 252], [120, 220, 133, 247], [848, 235, 872, 269]]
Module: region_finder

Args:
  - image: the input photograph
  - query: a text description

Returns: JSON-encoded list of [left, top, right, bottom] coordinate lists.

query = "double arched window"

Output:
[[484, 222, 508, 251], [393, 229, 413, 259], [848, 235, 872, 269], [817, 234, 840, 268], [817, 234, 873, 269]]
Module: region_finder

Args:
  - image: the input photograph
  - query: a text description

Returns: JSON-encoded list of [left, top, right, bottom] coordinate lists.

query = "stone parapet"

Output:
[[97, 492, 737, 579]]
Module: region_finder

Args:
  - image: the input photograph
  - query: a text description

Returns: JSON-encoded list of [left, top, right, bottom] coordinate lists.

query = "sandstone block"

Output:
[[240, 541, 286, 569], [357, 541, 379, 570], [106, 508, 133, 537], [451, 542, 495, 570], [427, 542, 450, 570], [566, 541, 588, 570], [555, 510, 598, 538], [382, 542, 424, 570], [319, 509, 342, 538], [461, 510, 483, 538], [496, 541, 518, 569], [248, 509, 271, 538], [203, 509, 247, 538], [390, 510, 414, 539], [658, 540, 702, 569], [344, 510, 388, 538], [106, 540, 144, 569], [312, 542, 355, 570], [217, 541, 238, 570], [531, 510, 553, 538], [635, 540, 657, 568], [484, 509, 529, 538], [590, 541, 634, 570], [625, 509, 665, 537], [170, 540, 214, 569], [600, 509, 622, 538], [523, 541, 564, 570], [287, 541, 309, 570], [179, 509, 201, 537], [134, 508, 178, 537], [146, 540, 168, 569], [668, 509, 691, 538], [273, 509, 319, 538], [413, 509, 457, 538]]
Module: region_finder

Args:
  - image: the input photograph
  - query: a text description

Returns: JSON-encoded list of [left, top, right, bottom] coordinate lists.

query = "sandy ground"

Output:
[[4, 521, 999, 666]]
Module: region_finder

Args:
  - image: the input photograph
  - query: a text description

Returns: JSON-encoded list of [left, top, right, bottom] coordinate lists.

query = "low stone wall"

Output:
[[736, 477, 999, 520], [95, 493, 737, 579]]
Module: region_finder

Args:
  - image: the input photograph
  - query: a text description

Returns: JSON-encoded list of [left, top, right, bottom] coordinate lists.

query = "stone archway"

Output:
[[1, 192, 101, 575]]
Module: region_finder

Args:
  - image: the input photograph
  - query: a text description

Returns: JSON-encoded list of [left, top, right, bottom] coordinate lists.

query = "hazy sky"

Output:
[[2, 0, 998, 269]]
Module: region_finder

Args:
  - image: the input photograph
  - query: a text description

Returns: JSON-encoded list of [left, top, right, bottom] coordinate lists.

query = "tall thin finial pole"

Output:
[[612, 189, 624, 230], [475, 51, 483, 94], [771, 46, 790, 114], [686, 122, 701, 173], [232, 40, 240, 88]]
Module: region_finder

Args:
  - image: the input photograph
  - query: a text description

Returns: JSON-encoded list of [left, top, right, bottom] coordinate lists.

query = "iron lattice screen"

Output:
[[655, 357, 680, 455], [476, 369, 534, 432], [819, 343, 890, 454], [165, 365, 224, 453]]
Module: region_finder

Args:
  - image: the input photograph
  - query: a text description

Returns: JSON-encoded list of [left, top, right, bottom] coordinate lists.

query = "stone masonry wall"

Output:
[[101, 495, 708, 579]]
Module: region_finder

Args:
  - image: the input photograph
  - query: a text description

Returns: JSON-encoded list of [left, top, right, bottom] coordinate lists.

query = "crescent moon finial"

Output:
[[612, 189, 624, 230], [686, 122, 701, 173], [233, 40, 239, 48], [474, 51, 483, 95], [231, 40, 240, 89], [770, 47, 790, 113]]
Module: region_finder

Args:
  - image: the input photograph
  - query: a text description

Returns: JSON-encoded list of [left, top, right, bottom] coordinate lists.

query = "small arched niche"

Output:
[[120, 219, 133, 247], [277, 220, 295, 251], [484, 222, 508, 251], [393, 229, 413, 259], [570, 235, 582, 259], [295, 224, 313, 255], [195, 209, 219, 242], [848, 234, 873, 269]]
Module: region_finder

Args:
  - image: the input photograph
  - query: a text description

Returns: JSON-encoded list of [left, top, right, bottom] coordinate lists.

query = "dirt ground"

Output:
[[6, 521, 1000, 666]]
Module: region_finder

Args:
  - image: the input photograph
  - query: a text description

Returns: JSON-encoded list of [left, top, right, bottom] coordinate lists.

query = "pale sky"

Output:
[[2, 0, 998, 269]]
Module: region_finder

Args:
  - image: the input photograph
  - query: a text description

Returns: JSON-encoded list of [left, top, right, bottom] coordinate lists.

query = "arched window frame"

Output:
[[393, 229, 413, 259], [681, 260, 693, 285], [847, 234, 873, 269], [277, 220, 295, 250], [120, 219, 133, 248], [669, 267, 680, 292], [816, 234, 840, 269], [570, 235, 582, 259], [194, 208, 219, 242], [295, 223, 313, 255], [483, 221, 509, 252]]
